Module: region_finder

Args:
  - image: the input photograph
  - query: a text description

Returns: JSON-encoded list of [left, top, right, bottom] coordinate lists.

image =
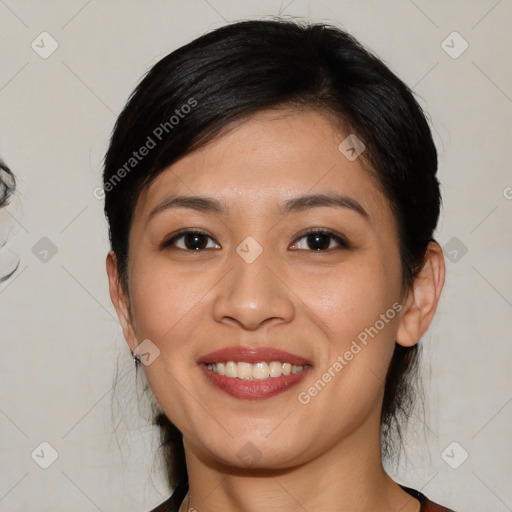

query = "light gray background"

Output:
[[1, 1, 511, 511]]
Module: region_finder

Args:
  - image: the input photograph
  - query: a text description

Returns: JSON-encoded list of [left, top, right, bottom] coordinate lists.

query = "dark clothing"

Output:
[[148, 481, 456, 511], [400, 485, 456, 511]]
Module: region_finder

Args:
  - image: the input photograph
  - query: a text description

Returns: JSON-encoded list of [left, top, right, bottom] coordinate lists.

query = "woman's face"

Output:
[[115, 108, 410, 470]]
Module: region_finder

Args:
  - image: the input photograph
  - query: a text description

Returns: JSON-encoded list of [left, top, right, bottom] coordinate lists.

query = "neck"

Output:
[[180, 413, 420, 512]]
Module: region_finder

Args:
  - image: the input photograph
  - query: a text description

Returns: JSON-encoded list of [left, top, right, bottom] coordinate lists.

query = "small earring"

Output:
[[130, 349, 141, 365]]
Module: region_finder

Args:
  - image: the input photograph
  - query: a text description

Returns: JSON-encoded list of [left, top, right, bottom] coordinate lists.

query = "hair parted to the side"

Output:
[[103, 18, 440, 490]]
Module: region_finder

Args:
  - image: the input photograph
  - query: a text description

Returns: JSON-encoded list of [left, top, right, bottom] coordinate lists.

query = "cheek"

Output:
[[297, 254, 402, 406], [126, 260, 211, 424], [128, 255, 207, 342], [301, 256, 401, 342], [292, 261, 400, 438]]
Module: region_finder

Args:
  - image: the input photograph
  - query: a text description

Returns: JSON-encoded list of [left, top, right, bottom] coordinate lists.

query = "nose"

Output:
[[212, 246, 295, 331]]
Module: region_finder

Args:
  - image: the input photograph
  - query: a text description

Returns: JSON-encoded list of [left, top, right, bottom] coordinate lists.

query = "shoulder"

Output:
[[147, 481, 188, 512], [400, 484, 457, 512]]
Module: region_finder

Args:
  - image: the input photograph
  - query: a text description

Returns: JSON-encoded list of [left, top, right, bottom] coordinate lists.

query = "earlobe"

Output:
[[106, 251, 138, 351], [396, 242, 445, 348]]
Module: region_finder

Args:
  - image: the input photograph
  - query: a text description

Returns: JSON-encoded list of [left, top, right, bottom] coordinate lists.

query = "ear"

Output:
[[396, 241, 445, 347], [106, 250, 138, 352]]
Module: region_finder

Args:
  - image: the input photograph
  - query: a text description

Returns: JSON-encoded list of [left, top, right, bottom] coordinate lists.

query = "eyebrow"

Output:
[[146, 192, 369, 224]]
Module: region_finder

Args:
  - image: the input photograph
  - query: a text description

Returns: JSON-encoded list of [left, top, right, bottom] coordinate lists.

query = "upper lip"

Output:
[[197, 346, 312, 366]]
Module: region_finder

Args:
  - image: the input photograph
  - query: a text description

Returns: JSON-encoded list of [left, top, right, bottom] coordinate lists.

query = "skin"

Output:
[[107, 108, 445, 512]]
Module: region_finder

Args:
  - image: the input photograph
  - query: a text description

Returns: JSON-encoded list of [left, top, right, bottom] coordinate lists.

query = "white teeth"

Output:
[[237, 362, 252, 379], [252, 362, 269, 380], [205, 360, 306, 379], [268, 361, 282, 378], [225, 361, 237, 378]]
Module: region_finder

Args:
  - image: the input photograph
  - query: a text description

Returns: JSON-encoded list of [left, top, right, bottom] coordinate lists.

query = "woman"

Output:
[[103, 19, 454, 512]]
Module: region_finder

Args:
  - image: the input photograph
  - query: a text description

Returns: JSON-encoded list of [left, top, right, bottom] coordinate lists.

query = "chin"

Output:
[[209, 448, 305, 473], [196, 431, 308, 472]]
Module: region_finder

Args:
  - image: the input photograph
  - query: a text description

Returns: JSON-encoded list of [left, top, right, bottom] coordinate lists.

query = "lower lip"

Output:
[[199, 363, 311, 400]]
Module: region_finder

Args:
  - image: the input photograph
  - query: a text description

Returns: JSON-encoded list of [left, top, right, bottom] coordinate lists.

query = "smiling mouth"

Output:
[[197, 346, 313, 399], [204, 361, 310, 380]]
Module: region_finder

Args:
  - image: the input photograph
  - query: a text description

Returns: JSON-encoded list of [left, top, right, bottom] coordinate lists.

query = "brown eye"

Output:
[[290, 229, 350, 251], [162, 230, 220, 251]]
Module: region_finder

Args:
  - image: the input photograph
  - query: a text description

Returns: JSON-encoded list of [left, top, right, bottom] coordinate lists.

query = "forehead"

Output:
[[135, 108, 393, 227]]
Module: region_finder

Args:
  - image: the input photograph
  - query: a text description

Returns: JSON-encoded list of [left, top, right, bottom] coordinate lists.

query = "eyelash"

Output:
[[161, 228, 351, 252]]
